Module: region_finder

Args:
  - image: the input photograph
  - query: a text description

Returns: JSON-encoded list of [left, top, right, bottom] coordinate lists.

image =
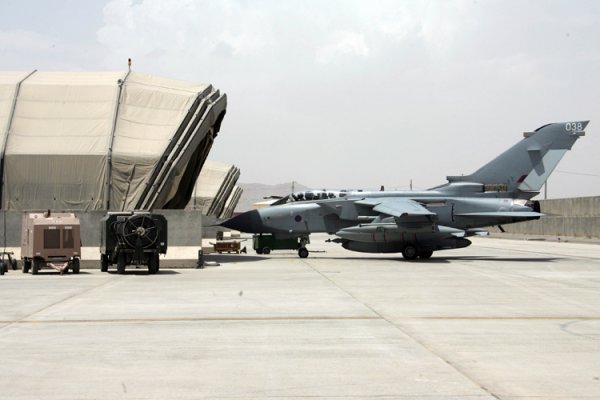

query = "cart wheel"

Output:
[[262, 247, 271, 255], [100, 254, 109, 272], [298, 247, 309, 258], [117, 253, 126, 274], [11, 259, 17, 270], [148, 253, 158, 274], [72, 258, 80, 274], [32, 259, 41, 275], [23, 259, 31, 274], [196, 251, 204, 269]]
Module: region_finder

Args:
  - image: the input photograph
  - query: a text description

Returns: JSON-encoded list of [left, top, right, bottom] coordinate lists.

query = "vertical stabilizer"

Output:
[[445, 121, 588, 194]]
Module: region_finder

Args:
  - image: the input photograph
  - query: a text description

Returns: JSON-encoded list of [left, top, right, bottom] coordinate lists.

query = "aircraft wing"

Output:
[[356, 197, 435, 218]]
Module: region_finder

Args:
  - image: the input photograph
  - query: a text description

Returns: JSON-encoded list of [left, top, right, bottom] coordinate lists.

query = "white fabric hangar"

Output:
[[220, 185, 243, 219], [0, 70, 226, 211], [188, 160, 241, 218]]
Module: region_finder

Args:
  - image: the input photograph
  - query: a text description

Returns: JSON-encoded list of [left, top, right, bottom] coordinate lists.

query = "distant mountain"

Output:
[[235, 182, 310, 212]]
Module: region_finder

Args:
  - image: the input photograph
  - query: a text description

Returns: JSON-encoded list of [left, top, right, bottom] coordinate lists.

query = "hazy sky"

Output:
[[1, 0, 599, 198]]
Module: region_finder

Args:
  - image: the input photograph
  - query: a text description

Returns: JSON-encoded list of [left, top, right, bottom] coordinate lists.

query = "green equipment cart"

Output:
[[253, 234, 310, 258]]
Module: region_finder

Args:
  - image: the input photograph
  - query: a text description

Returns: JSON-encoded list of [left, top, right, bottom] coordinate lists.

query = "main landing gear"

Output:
[[402, 244, 434, 260]]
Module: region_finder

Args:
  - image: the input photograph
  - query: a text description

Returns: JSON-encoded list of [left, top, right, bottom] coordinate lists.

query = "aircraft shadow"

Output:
[[441, 256, 561, 263], [296, 255, 561, 264], [303, 256, 451, 263]]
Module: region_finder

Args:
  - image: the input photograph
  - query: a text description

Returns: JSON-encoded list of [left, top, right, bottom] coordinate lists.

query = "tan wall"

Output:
[[502, 196, 600, 238]]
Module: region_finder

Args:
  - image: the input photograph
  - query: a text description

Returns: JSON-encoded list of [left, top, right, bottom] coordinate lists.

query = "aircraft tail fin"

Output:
[[442, 121, 588, 196]]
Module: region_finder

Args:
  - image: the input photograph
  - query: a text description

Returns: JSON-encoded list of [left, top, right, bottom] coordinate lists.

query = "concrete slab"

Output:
[[0, 235, 599, 399]]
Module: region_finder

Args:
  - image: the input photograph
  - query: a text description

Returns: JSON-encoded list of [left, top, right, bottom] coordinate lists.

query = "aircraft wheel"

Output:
[[11, 259, 18, 270], [100, 254, 109, 272], [402, 245, 418, 260], [419, 251, 433, 259], [262, 247, 271, 255], [117, 253, 126, 274], [255, 249, 263, 254], [72, 258, 80, 274], [298, 247, 309, 258], [0, 263, 5, 275]]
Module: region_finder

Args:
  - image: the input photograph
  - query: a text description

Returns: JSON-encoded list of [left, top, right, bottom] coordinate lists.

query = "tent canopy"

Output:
[[188, 160, 241, 217], [0, 71, 226, 211]]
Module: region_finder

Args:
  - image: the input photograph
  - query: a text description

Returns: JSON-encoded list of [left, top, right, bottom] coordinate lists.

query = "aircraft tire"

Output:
[[419, 251, 434, 259], [11, 259, 17, 270], [262, 247, 271, 255], [23, 259, 31, 273], [0, 263, 5, 275], [402, 245, 418, 260], [298, 247, 309, 258]]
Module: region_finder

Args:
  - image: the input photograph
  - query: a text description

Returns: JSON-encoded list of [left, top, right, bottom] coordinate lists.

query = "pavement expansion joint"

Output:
[[302, 256, 507, 400], [0, 276, 122, 331], [0, 315, 382, 325]]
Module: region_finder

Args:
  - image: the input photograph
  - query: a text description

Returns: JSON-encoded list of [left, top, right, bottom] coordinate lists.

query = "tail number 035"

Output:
[[565, 122, 583, 132]]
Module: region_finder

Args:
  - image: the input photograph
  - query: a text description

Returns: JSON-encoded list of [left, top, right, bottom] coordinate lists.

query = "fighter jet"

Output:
[[222, 121, 588, 259]]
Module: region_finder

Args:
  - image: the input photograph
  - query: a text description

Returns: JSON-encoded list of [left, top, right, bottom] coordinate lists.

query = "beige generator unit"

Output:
[[21, 212, 81, 274]]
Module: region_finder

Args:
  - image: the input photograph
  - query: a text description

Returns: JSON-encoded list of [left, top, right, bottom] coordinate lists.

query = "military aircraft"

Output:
[[222, 121, 588, 259]]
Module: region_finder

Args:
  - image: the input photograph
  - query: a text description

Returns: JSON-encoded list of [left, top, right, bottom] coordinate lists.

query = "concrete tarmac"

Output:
[[0, 235, 599, 399]]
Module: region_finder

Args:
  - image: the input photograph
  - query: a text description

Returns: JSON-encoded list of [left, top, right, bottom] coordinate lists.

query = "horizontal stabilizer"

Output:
[[455, 212, 543, 218]]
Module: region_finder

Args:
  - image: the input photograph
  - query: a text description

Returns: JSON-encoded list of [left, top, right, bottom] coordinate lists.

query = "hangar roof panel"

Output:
[[190, 160, 240, 216], [112, 80, 198, 156], [220, 186, 243, 219], [0, 71, 36, 157], [6, 71, 124, 155]]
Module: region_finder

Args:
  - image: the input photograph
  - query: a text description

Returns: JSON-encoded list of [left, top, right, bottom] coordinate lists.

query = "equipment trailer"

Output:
[[21, 212, 81, 275], [253, 234, 310, 258], [100, 212, 167, 274]]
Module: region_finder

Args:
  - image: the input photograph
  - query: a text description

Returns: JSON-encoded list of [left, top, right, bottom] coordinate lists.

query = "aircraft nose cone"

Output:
[[220, 210, 264, 233]]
